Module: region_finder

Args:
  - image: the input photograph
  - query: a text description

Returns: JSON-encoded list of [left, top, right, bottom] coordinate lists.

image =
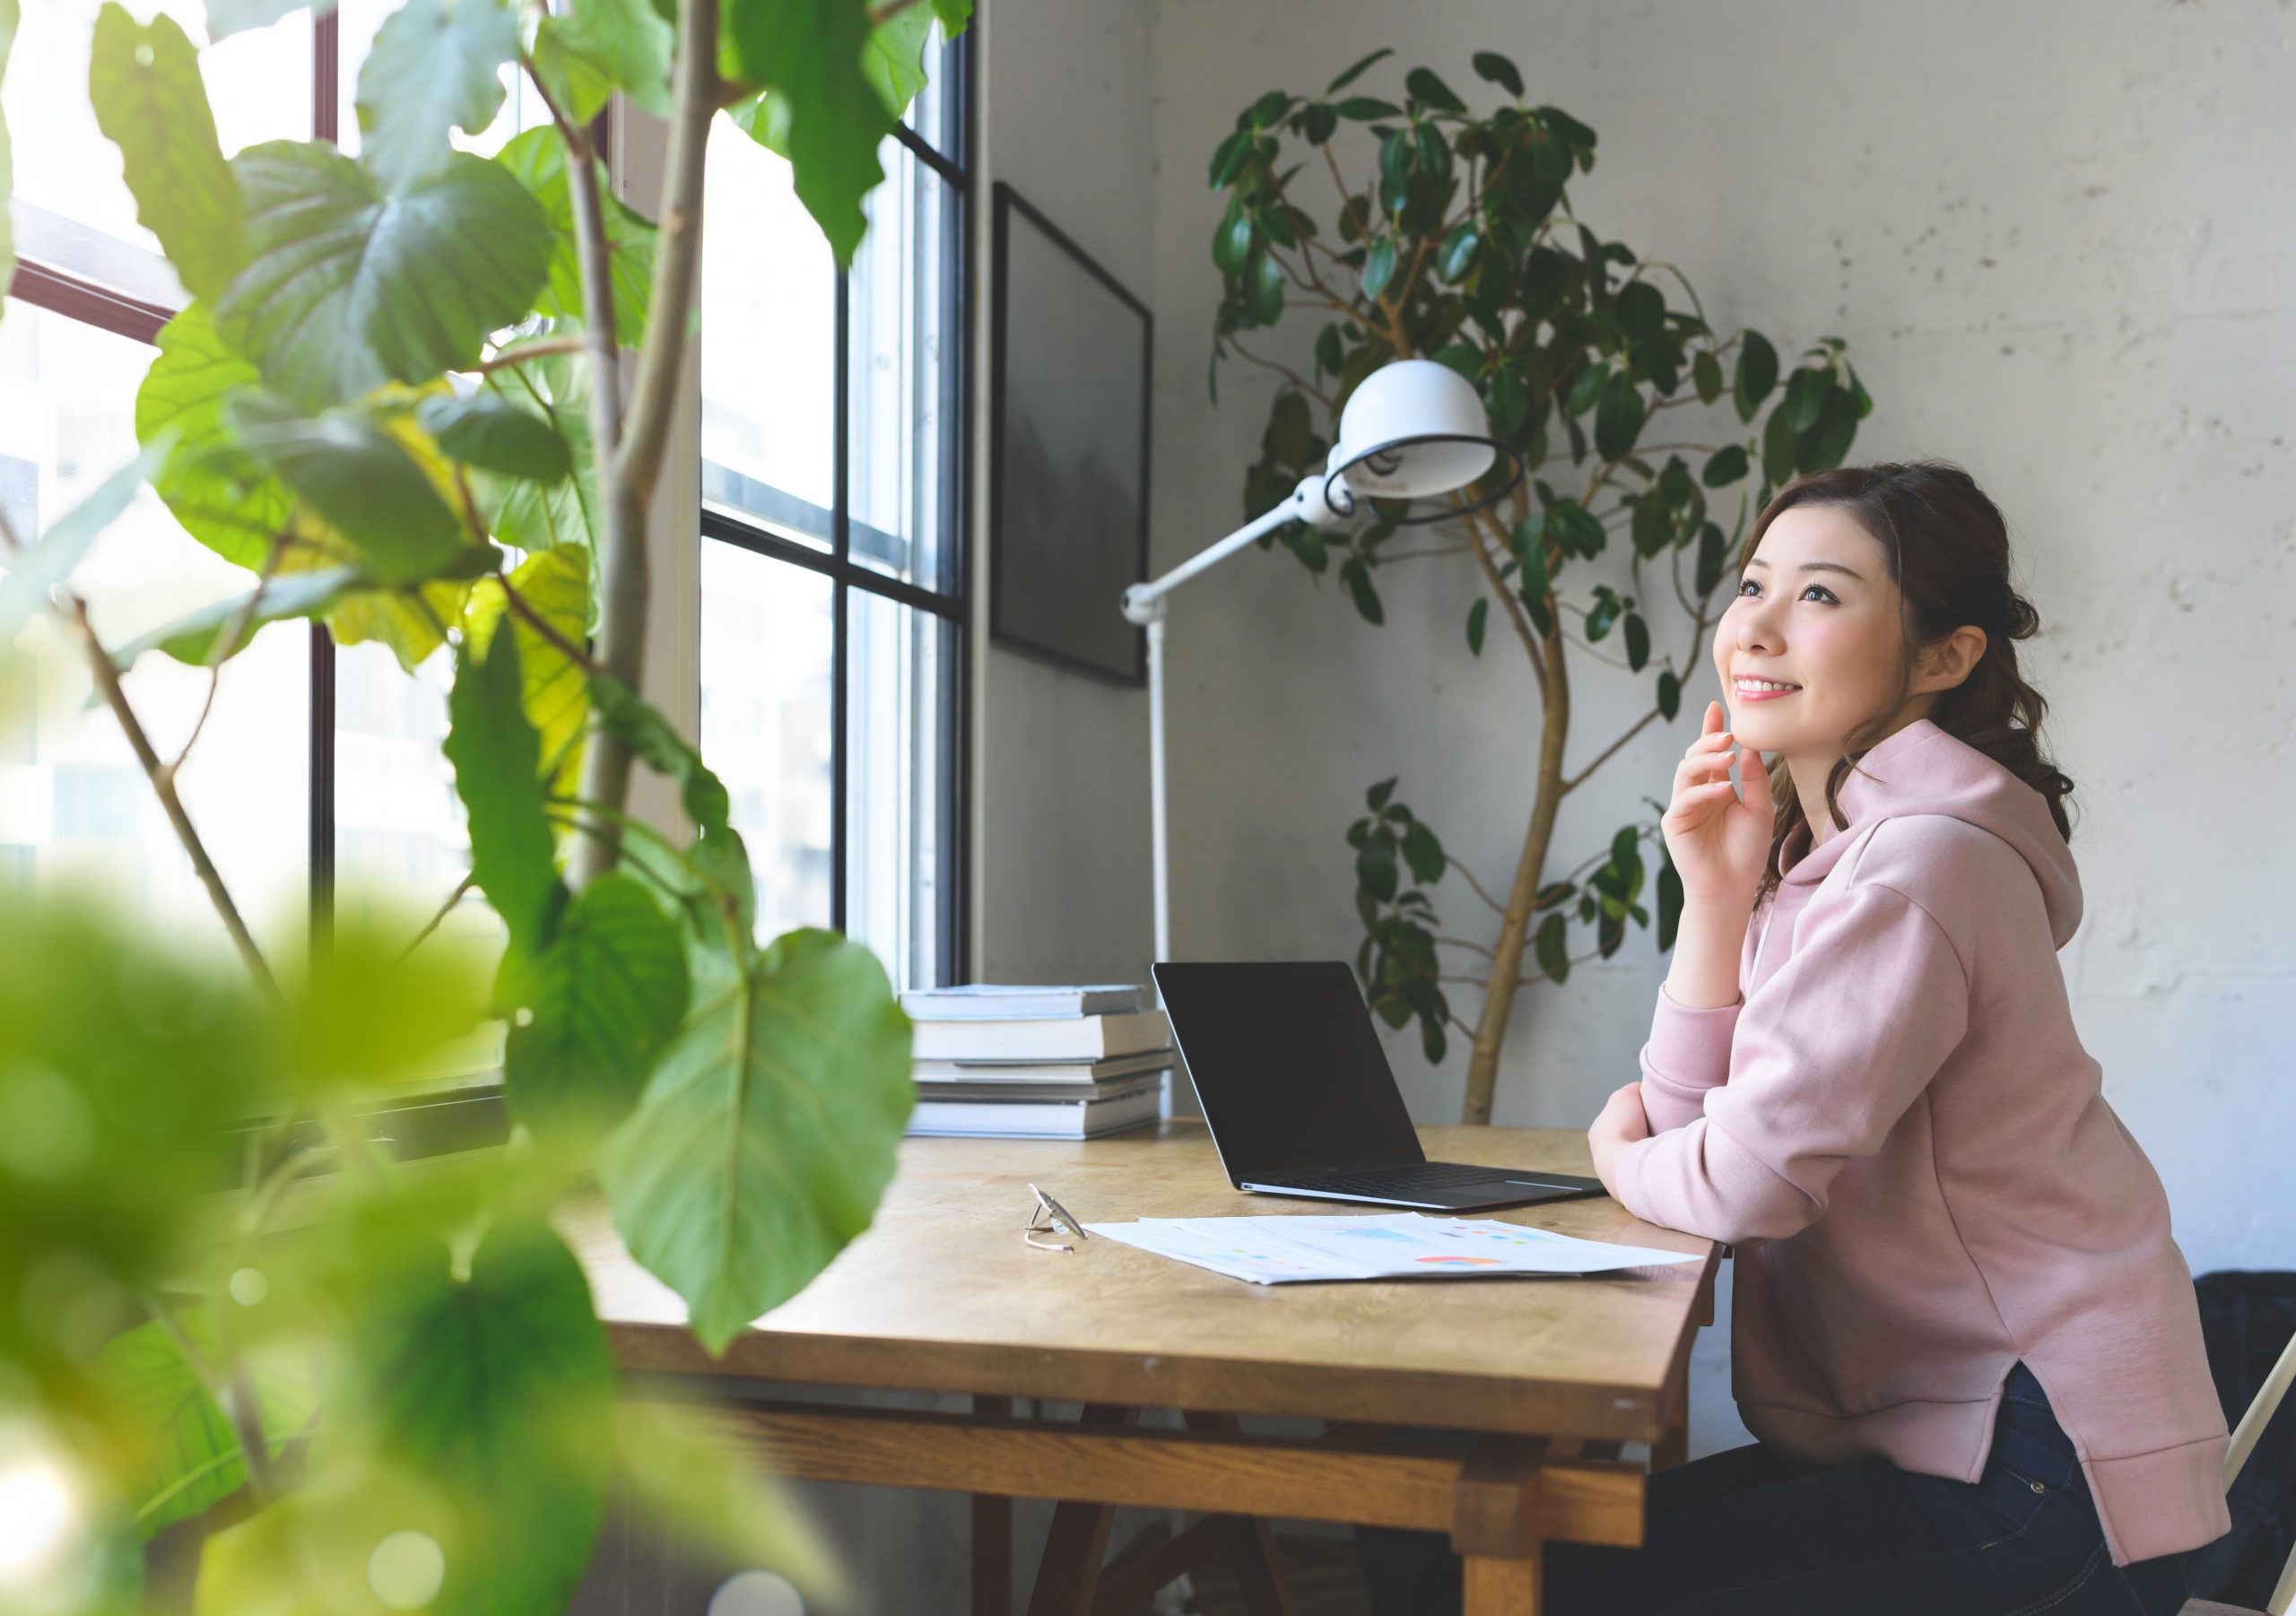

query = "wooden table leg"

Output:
[[1180, 1412, 1297, 1616], [974, 1394, 1013, 1616], [1462, 1548, 1544, 1614], [1024, 1404, 1137, 1616]]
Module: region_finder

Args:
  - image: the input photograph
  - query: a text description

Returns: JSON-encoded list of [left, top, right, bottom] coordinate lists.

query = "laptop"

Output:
[[1152, 960, 1609, 1211]]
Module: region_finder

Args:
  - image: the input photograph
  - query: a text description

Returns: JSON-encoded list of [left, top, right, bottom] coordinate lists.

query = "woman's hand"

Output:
[[1587, 1081, 1652, 1200], [1660, 700, 1774, 907]]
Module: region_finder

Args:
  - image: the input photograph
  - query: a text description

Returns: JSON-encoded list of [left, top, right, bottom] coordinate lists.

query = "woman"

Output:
[[1358, 461, 2231, 1614]]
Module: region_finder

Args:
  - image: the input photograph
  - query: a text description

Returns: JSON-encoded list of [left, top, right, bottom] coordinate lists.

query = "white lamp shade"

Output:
[[1330, 358, 1499, 500]]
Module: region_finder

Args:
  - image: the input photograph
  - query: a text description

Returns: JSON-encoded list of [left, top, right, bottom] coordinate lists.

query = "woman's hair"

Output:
[[1737, 459, 2076, 906]]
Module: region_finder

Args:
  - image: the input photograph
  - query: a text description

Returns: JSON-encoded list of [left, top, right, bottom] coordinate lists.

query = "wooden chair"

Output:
[[2183, 1325, 2296, 1614]]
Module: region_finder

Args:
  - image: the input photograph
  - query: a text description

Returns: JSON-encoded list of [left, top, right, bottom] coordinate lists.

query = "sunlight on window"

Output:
[[700, 119, 838, 547], [0, 299, 309, 958], [699, 544, 833, 944]]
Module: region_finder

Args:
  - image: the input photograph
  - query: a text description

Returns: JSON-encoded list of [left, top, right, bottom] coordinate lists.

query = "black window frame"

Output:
[[698, 27, 975, 987], [9, 14, 976, 990]]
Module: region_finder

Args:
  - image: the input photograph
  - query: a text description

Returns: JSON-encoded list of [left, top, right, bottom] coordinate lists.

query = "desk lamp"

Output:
[[1120, 358, 1523, 963]]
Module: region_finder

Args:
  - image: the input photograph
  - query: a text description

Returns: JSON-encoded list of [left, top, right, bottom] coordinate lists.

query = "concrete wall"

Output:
[[1145, 0, 2296, 1461]]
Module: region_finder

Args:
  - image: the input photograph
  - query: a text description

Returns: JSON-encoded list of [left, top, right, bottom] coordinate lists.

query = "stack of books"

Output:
[[899, 984, 1170, 1139]]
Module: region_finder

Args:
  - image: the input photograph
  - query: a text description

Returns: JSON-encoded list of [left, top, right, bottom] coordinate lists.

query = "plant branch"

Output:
[[497, 571, 604, 677], [1444, 854, 1507, 917], [1432, 934, 1496, 960], [1560, 706, 1663, 794], [173, 529, 290, 775], [473, 335, 587, 373], [398, 873, 476, 964], [60, 593, 280, 1000], [1225, 335, 1330, 407]]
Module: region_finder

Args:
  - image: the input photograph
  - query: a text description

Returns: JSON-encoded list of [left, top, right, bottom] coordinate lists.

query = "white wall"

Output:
[[972, 0, 1161, 988], [1144, 0, 2296, 1461]]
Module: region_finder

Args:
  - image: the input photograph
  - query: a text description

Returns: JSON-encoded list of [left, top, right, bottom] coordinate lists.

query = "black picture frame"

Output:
[[989, 181, 1153, 686]]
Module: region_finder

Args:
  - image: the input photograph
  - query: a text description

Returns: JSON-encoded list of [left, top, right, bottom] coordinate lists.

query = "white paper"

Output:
[[1081, 1212, 1700, 1285]]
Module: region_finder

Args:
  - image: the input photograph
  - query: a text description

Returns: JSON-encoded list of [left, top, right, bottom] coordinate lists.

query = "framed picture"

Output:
[[990, 181, 1153, 685]]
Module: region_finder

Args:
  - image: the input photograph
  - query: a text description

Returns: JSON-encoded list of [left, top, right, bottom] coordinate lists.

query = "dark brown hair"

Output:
[[1739, 459, 2076, 907]]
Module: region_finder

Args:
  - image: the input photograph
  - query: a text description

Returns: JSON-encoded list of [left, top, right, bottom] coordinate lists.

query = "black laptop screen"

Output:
[[1152, 961, 1427, 1181]]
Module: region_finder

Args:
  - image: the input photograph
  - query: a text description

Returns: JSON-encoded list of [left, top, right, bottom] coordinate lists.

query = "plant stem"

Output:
[[574, 0, 717, 886], [65, 595, 281, 1001]]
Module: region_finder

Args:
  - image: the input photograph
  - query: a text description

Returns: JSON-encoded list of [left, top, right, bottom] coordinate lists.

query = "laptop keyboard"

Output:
[[1275, 1161, 1516, 1196]]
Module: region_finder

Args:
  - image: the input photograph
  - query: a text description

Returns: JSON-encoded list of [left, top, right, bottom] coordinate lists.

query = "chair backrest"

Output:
[[2219, 1326, 2296, 1615]]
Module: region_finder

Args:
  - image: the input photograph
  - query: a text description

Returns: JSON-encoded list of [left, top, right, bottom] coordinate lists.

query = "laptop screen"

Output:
[[1152, 961, 1426, 1182]]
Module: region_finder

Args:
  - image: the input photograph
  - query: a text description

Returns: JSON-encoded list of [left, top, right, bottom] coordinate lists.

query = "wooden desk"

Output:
[[570, 1119, 1719, 1616]]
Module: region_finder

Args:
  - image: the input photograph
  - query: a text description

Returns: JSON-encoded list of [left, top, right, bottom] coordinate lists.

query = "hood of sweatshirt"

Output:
[[1771, 717, 2082, 948]]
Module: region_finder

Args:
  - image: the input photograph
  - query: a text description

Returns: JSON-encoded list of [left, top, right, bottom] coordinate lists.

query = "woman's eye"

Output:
[[1735, 579, 1837, 604]]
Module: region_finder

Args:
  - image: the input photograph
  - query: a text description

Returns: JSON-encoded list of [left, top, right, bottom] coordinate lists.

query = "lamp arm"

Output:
[[1121, 472, 1346, 626]]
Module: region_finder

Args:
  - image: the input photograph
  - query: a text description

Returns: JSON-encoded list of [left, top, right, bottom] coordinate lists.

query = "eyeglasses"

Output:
[[1023, 1183, 1090, 1254]]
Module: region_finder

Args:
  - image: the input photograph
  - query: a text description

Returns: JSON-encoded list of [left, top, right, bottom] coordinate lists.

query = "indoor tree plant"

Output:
[[0, 0, 965, 1609], [1204, 47, 1874, 1124]]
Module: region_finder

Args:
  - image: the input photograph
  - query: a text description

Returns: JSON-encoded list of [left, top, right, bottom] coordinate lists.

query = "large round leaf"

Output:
[[88, 4, 244, 301], [503, 872, 687, 1145], [353, 0, 518, 195], [214, 142, 552, 409], [345, 1219, 616, 1616], [136, 305, 296, 569], [223, 391, 472, 584], [493, 128, 657, 351], [601, 928, 914, 1353]]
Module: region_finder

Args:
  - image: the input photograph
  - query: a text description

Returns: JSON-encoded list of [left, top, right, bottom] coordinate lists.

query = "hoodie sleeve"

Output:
[[1638, 983, 1744, 1134], [1613, 881, 1970, 1246]]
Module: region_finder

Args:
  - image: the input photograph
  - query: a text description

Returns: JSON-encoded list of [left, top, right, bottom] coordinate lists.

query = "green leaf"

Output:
[[1465, 595, 1487, 656], [1340, 555, 1385, 623], [88, 4, 243, 301], [1206, 129, 1249, 189], [1400, 819, 1445, 885], [446, 625, 566, 951], [417, 390, 572, 482], [347, 1220, 615, 1616], [1267, 389, 1314, 466], [1761, 397, 1800, 484], [1701, 443, 1749, 488], [223, 391, 474, 585], [1692, 348, 1724, 404], [111, 564, 369, 669], [1333, 95, 1399, 120], [0, 439, 171, 647], [136, 303, 296, 569], [1245, 247, 1283, 324], [215, 142, 552, 408], [1436, 220, 1478, 283], [725, 0, 899, 266], [1550, 500, 1605, 560], [1657, 855, 1683, 951], [500, 130, 662, 346], [94, 1308, 312, 1538], [1780, 366, 1829, 433], [1657, 667, 1681, 720], [1299, 102, 1338, 144], [1356, 836, 1398, 902], [204, 0, 339, 39], [504, 872, 688, 1143], [1366, 776, 1397, 811], [533, 0, 674, 123], [1471, 50, 1523, 97], [1562, 359, 1607, 418], [1594, 369, 1645, 461], [464, 543, 591, 795], [611, 1404, 845, 1604], [1623, 611, 1649, 671], [588, 673, 754, 932], [1734, 327, 1779, 423], [1326, 47, 1392, 93], [1695, 518, 1729, 595], [601, 927, 912, 1353], [1361, 235, 1397, 300], [1533, 911, 1568, 985], [1404, 66, 1465, 113], [479, 342, 600, 552], [1798, 384, 1858, 472], [353, 0, 518, 194], [1211, 195, 1253, 275]]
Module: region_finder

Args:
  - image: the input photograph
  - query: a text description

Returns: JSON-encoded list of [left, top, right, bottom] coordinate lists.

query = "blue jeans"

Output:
[[1354, 1360, 2198, 1614]]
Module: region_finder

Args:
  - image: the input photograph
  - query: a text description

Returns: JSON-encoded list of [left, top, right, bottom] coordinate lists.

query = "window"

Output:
[[0, 6, 545, 1076], [699, 29, 970, 994]]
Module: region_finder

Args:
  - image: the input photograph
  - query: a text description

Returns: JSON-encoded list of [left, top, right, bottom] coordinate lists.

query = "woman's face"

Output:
[[1709, 503, 1907, 760]]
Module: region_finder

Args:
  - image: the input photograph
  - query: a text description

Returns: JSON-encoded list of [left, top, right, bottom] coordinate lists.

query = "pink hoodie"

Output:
[[1611, 717, 2231, 1568]]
